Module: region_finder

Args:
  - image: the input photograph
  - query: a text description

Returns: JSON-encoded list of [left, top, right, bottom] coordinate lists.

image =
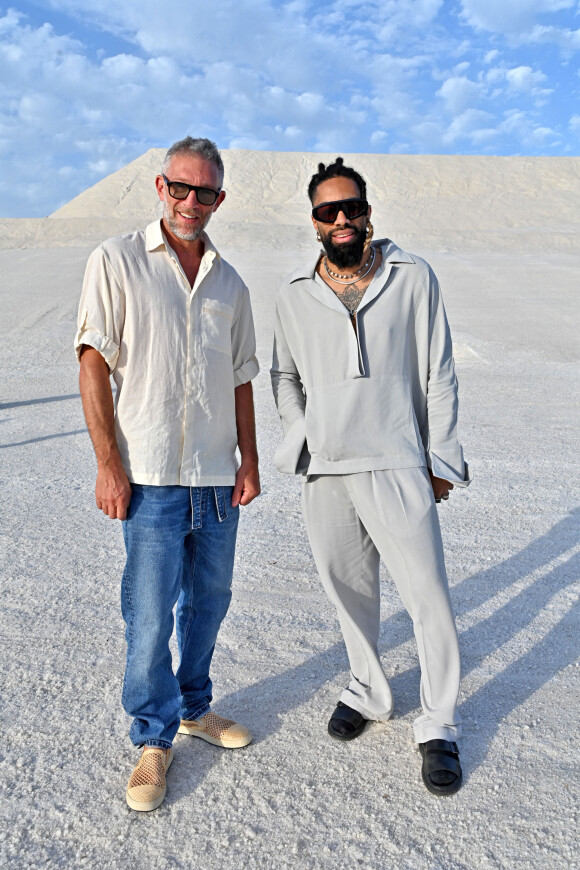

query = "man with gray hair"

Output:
[[76, 136, 260, 811]]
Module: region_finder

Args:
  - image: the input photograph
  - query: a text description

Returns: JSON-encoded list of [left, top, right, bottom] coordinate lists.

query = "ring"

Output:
[[442, 494, 449, 500]]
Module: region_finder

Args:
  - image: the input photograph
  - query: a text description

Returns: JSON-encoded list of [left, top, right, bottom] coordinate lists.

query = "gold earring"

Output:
[[364, 220, 374, 252]]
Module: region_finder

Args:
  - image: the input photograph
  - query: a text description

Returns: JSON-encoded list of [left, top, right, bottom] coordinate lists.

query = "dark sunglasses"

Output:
[[162, 175, 221, 205], [312, 198, 368, 223]]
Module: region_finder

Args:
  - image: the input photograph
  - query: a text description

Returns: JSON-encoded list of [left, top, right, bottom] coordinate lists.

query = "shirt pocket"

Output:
[[201, 299, 234, 355]]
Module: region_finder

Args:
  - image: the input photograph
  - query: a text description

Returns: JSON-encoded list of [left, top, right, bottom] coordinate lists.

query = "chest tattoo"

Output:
[[335, 283, 366, 316]]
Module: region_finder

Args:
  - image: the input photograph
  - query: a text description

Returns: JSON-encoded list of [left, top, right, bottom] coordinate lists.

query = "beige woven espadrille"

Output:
[[126, 746, 174, 812], [178, 712, 252, 748]]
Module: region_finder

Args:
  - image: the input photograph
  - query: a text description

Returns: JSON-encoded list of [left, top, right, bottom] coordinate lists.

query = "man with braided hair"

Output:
[[271, 157, 470, 796]]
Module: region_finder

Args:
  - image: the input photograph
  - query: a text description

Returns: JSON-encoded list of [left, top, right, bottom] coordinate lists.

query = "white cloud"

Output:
[[364, 52, 432, 130], [496, 108, 560, 146], [505, 65, 550, 93], [43, 0, 342, 93], [481, 63, 553, 104], [528, 24, 580, 52], [226, 135, 271, 150], [460, 0, 576, 35], [531, 125, 557, 140], [0, 0, 576, 215], [436, 76, 483, 114], [460, 0, 580, 55], [484, 66, 506, 85], [470, 126, 499, 143], [373, 0, 444, 40], [370, 130, 388, 146], [499, 109, 530, 135], [441, 108, 495, 143], [410, 119, 445, 147]]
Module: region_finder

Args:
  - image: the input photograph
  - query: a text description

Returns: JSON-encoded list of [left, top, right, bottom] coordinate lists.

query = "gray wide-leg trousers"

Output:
[[301, 467, 461, 743]]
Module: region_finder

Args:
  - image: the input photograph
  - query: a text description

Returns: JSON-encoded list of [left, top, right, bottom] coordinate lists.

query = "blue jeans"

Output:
[[121, 484, 239, 749]]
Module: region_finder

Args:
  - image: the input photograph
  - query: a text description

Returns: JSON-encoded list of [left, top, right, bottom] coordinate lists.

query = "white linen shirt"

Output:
[[271, 239, 469, 483], [75, 220, 259, 486]]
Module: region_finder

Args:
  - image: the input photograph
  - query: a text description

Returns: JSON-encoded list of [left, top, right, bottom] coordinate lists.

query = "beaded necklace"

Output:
[[324, 246, 376, 285]]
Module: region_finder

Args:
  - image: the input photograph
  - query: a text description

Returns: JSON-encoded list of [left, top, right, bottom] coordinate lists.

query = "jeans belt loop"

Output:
[[190, 487, 202, 529], [213, 486, 227, 522]]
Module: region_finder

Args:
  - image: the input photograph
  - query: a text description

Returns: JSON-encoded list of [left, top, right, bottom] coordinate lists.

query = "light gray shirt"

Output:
[[75, 220, 259, 486], [271, 239, 469, 483]]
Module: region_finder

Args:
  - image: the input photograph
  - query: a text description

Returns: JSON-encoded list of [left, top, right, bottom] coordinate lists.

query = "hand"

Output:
[[231, 458, 260, 507], [428, 469, 454, 504], [95, 462, 132, 520]]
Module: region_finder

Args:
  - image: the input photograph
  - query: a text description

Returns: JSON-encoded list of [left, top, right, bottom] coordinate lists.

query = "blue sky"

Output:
[[1, 0, 579, 217]]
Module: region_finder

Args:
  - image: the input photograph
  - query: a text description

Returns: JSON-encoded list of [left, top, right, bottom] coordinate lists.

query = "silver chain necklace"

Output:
[[324, 246, 376, 285]]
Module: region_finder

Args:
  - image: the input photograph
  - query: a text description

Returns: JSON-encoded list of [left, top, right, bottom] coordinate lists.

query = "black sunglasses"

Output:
[[312, 198, 368, 223], [162, 175, 221, 205]]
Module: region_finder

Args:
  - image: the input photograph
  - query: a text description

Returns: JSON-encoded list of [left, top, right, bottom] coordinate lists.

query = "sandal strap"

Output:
[[422, 739, 459, 757], [330, 702, 365, 727], [421, 740, 461, 776]]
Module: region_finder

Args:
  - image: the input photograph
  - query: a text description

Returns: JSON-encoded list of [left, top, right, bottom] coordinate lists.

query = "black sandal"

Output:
[[328, 702, 367, 741], [419, 739, 463, 795]]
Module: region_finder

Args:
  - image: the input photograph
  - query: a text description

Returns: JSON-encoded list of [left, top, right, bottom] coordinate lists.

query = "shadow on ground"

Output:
[[171, 507, 580, 793]]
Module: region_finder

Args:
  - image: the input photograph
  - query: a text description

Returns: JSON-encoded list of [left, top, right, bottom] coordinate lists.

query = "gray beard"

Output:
[[165, 217, 204, 242], [322, 225, 366, 269], [164, 203, 208, 241]]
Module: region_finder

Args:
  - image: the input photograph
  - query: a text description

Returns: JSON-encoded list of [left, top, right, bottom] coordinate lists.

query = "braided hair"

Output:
[[307, 156, 367, 202]]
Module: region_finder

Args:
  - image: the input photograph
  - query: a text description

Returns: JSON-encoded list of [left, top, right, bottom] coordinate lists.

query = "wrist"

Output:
[[96, 449, 125, 472]]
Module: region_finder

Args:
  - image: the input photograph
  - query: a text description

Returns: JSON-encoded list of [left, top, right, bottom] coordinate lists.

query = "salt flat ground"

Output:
[[0, 153, 579, 869]]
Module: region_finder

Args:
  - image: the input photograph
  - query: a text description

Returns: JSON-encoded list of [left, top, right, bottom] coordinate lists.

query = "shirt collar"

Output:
[[288, 238, 415, 284], [144, 219, 222, 263]]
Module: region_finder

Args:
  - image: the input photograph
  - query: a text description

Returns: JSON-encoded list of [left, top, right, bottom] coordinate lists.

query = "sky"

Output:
[[1, 0, 579, 217]]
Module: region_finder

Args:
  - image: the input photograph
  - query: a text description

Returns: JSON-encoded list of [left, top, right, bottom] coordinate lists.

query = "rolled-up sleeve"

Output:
[[74, 246, 125, 370], [231, 285, 259, 387]]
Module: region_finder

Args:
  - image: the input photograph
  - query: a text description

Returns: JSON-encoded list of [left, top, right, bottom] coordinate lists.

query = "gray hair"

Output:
[[161, 136, 224, 186]]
